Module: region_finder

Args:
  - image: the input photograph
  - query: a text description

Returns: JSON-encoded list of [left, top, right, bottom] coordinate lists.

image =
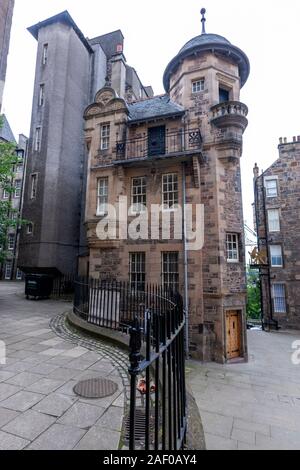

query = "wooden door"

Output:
[[226, 311, 241, 359], [148, 126, 166, 156]]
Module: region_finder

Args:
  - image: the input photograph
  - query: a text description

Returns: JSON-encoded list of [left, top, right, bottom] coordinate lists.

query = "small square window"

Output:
[[226, 233, 239, 262], [2, 189, 9, 200], [265, 179, 278, 198], [192, 79, 205, 93]]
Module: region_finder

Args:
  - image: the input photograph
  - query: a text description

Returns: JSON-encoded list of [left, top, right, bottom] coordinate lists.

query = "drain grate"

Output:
[[124, 408, 155, 445], [73, 378, 118, 399]]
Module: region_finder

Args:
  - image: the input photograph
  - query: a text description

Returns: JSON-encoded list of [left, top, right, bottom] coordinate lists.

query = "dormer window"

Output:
[[192, 79, 205, 93]]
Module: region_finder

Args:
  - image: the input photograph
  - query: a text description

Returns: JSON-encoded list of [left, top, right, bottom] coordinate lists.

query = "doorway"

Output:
[[226, 310, 241, 359]]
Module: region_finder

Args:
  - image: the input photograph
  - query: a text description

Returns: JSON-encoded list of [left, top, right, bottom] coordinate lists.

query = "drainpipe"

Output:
[[182, 162, 189, 357], [253, 177, 265, 330], [262, 182, 279, 330]]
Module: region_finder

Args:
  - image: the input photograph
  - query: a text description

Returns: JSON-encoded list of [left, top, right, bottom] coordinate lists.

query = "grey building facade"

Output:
[[0, 0, 14, 111], [19, 11, 152, 276], [0, 115, 28, 280]]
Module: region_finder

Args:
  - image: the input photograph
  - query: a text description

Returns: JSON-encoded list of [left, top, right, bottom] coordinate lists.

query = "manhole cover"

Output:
[[73, 378, 118, 399]]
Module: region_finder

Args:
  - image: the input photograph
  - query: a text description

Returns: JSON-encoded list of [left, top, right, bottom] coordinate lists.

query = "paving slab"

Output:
[[27, 423, 86, 450], [3, 409, 56, 440], [58, 402, 105, 429], [0, 391, 45, 412], [32, 393, 77, 417], [0, 430, 29, 450], [188, 329, 300, 450]]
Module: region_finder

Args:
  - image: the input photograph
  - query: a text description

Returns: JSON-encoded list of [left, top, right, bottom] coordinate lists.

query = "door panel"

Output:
[[226, 311, 241, 359], [148, 126, 166, 156]]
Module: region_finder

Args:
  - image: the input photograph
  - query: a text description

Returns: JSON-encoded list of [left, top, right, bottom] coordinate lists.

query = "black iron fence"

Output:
[[72, 278, 187, 450], [51, 274, 75, 301], [116, 128, 202, 161]]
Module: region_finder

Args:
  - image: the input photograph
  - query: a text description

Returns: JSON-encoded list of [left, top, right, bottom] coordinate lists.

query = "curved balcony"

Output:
[[210, 101, 248, 132]]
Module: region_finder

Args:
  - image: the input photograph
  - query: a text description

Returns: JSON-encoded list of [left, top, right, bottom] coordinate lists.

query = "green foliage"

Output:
[[0, 116, 22, 264], [246, 268, 261, 320]]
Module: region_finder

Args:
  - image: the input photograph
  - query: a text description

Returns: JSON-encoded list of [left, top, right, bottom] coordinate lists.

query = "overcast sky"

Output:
[[2, 0, 300, 232]]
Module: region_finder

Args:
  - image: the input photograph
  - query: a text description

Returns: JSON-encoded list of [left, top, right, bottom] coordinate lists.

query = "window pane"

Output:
[[131, 177, 146, 212], [270, 245, 283, 267], [265, 179, 278, 197], [162, 174, 179, 209], [162, 252, 179, 292], [130, 253, 146, 290], [273, 284, 286, 313], [97, 177, 108, 215], [226, 233, 239, 262], [268, 209, 280, 232]]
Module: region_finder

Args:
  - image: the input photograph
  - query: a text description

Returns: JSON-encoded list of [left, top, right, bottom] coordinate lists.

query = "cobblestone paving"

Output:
[[0, 282, 128, 450]]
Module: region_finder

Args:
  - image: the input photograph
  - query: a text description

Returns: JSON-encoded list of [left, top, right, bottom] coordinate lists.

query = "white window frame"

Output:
[[8, 234, 15, 251], [14, 180, 21, 198], [129, 252, 146, 290], [39, 84, 45, 107], [34, 127, 42, 152], [96, 177, 109, 216], [264, 177, 278, 198], [192, 79, 205, 93], [42, 44, 48, 65], [272, 284, 287, 313], [2, 189, 9, 200], [270, 245, 283, 267], [16, 269, 23, 281], [131, 177, 147, 213], [162, 173, 179, 211], [16, 162, 23, 173], [100, 123, 110, 151], [4, 261, 12, 280], [267, 209, 280, 232], [226, 233, 239, 263], [30, 174, 38, 199], [161, 252, 179, 292]]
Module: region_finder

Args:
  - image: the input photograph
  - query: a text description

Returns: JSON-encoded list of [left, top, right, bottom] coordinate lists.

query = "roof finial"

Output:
[[201, 8, 207, 34]]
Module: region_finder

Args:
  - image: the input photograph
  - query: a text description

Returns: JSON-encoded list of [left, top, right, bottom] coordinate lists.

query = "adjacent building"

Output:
[[18, 11, 152, 277], [0, 115, 28, 280], [0, 0, 15, 111], [253, 137, 300, 330], [83, 11, 250, 362]]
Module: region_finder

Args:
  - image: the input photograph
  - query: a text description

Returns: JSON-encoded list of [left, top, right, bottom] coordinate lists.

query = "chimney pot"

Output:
[[279, 137, 283, 144], [293, 136, 297, 142], [284, 137, 287, 144]]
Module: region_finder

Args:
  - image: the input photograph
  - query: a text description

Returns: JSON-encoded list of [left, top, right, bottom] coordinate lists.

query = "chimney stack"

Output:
[[253, 162, 259, 179]]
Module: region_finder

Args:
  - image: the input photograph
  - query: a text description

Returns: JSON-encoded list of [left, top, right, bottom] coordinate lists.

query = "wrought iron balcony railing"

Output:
[[116, 128, 202, 161]]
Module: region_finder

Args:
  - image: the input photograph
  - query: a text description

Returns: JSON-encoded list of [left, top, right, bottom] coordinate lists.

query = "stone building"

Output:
[[0, 115, 28, 280], [253, 137, 300, 330], [18, 11, 152, 277], [0, 0, 14, 111], [83, 10, 250, 362]]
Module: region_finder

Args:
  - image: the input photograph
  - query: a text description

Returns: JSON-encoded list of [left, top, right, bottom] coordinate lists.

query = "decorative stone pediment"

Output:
[[95, 87, 116, 105], [84, 87, 128, 119]]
